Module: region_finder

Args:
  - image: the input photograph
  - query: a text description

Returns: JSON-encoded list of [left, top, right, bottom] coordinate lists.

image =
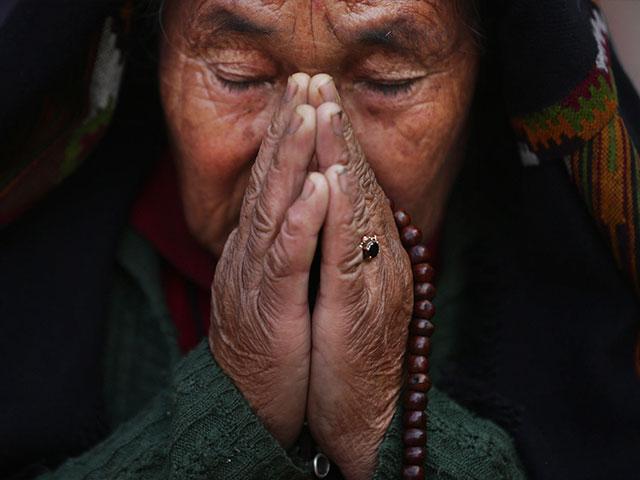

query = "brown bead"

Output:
[[410, 318, 435, 337], [394, 210, 411, 229], [406, 373, 432, 392], [402, 465, 425, 480], [409, 244, 431, 264], [414, 282, 436, 301], [409, 336, 431, 355], [407, 355, 429, 373], [403, 410, 427, 428], [413, 300, 435, 319], [404, 391, 427, 410], [400, 225, 423, 248], [412, 263, 435, 283], [403, 428, 427, 446], [404, 446, 427, 465]]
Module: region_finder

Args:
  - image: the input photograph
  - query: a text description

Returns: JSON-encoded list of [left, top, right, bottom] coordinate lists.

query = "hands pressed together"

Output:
[[209, 73, 414, 480]]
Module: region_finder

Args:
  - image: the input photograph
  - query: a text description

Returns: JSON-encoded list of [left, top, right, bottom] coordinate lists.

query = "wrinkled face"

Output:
[[160, 0, 480, 255]]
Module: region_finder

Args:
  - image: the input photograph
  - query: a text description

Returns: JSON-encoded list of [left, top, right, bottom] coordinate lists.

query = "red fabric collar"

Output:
[[130, 154, 215, 353], [130, 154, 215, 290]]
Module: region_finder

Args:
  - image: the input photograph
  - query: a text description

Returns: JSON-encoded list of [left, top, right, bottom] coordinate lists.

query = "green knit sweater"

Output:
[[37, 228, 526, 480]]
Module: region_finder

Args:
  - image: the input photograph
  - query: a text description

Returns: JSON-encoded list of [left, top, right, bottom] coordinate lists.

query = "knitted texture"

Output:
[[35, 229, 525, 479], [38, 344, 309, 480], [374, 390, 526, 480], [510, 2, 640, 295]]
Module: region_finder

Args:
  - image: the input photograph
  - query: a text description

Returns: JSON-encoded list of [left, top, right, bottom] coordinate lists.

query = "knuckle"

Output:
[[252, 199, 277, 235], [240, 252, 261, 287], [243, 170, 263, 202], [264, 239, 294, 280], [264, 119, 284, 147], [342, 116, 356, 144], [353, 198, 367, 229], [338, 250, 362, 277], [337, 148, 350, 166], [250, 153, 269, 180], [282, 208, 306, 239], [239, 200, 254, 226]]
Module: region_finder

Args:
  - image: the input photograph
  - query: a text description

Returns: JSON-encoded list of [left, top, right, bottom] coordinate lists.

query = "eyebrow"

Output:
[[354, 18, 430, 57], [195, 7, 274, 37]]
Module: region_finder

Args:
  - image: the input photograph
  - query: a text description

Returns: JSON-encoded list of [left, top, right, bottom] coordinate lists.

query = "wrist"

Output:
[[329, 432, 380, 480], [321, 399, 397, 480]]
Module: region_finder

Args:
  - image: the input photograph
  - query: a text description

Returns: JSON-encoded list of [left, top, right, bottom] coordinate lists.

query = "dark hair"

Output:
[[453, 0, 490, 48]]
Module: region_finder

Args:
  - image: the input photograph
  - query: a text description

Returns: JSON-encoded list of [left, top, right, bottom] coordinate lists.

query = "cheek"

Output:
[[160, 49, 275, 188], [358, 104, 459, 196], [349, 65, 477, 211], [159, 44, 281, 250]]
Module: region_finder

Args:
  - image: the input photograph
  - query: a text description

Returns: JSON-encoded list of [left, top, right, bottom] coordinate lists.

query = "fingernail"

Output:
[[301, 176, 315, 200], [287, 111, 304, 135], [284, 76, 298, 102], [319, 78, 339, 103], [336, 166, 349, 193], [331, 111, 344, 136]]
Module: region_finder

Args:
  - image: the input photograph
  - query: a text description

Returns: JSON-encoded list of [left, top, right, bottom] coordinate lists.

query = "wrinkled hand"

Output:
[[209, 73, 414, 478], [209, 73, 329, 448], [306, 75, 413, 480]]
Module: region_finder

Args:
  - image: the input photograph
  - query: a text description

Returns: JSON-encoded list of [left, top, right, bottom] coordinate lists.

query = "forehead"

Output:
[[185, 0, 460, 62]]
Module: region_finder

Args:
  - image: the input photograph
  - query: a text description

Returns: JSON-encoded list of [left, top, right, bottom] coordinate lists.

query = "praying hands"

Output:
[[209, 73, 413, 480]]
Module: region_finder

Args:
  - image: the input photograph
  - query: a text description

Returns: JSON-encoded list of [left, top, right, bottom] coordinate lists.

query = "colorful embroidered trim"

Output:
[[566, 114, 640, 294], [511, 8, 618, 159], [512, 3, 640, 295]]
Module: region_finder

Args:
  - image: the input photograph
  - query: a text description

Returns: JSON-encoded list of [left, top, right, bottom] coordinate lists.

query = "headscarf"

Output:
[[0, 1, 131, 225], [0, 0, 638, 476]]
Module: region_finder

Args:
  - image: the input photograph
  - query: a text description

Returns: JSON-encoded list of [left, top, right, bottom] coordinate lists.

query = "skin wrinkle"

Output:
[[162, 0, 479, 475], [239, 115, 282, 222]]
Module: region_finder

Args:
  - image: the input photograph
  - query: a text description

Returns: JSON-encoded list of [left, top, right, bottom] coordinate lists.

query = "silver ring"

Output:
[[359, 235, 380, 261], [313, 453, 331, 478]]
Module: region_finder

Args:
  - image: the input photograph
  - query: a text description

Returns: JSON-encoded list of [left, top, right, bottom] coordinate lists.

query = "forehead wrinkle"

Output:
[[196, 7, 273, 35], [191, 0, 286, 35], [330, 14, 434, 61]]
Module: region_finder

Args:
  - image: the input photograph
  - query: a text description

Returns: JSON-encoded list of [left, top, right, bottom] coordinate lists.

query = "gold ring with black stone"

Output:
[[359, 235, 380, 261]]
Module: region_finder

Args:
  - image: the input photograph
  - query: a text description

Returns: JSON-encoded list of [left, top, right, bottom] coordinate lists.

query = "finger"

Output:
[[308, 73, 339, 108], [314, 102, 348, 173], [313, 80, 381, 203], [318, 165, 370, 306], [239, 73, 311, 223], [262, 173, 329, 309], [316, 101, 386, 236], [247, 104, 317, 259]]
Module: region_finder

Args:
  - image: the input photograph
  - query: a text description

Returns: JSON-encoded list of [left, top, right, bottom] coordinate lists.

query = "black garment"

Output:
[[0, 3, 161, 474], [0, 123, 149, 477], [492, 161, 640, 480], [441, 5, 640, 476], [0, 0, 117, 138], [442, 62, 640, 477]]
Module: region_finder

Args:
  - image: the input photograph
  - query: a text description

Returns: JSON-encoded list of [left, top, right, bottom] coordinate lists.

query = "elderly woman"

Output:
[[1, 0, 639, 479]]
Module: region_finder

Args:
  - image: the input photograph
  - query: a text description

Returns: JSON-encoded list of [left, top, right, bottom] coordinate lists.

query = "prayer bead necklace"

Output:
[[394, 208, 435, 480]]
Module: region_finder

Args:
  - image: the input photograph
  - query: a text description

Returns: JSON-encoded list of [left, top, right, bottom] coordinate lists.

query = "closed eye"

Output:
[[360, 79, 418, 97], [216, 75, 273, 92]]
